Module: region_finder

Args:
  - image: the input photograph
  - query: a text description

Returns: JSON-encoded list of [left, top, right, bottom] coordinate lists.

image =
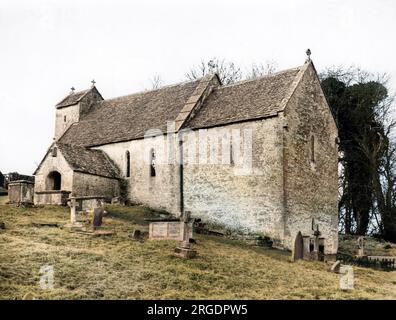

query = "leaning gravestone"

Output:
[[293, 231, 304, 261], [330, 260, 341, 273], [93, 207, 104, 229]]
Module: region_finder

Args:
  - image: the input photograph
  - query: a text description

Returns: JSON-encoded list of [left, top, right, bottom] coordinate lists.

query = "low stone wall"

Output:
[[34, 190, 71, 205], [8, 180, 34, 204]]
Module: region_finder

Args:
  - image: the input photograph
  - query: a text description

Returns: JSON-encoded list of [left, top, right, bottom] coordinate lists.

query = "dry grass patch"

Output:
[[0, 202, 395, 300]]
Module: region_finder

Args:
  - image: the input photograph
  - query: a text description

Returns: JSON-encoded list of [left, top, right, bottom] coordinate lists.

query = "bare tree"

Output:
[[245, 60, 277, 79], [149, 74, 163, 90], [186, 58, 242, 85]]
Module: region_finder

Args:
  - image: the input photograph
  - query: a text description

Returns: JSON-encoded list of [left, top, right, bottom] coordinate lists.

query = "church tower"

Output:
[[54, 83, 103, 140]]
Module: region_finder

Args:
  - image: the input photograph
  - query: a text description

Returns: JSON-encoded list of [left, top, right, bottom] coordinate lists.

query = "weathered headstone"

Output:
[[357, 236, 365, 257], [149, 221, 192, 241], [292, 231, 304, 261], [93, 207, 104, 229], [70, 197, 77, 224]]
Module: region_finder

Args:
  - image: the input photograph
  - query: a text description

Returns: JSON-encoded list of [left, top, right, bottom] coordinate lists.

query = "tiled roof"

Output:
[[56, 88, 92, 108], [184, 67, 301, 129], [57, 143, 120, 178], [58, 65, 304, 147], [59, 80, 201, 146]]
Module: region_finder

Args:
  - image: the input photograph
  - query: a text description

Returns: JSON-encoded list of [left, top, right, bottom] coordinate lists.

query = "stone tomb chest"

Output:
[[8, 180, 34, 204]]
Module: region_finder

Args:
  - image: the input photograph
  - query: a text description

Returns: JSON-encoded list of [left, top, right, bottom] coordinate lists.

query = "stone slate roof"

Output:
[[59, 80, 200, 146], [56, 88, 92, 108], [57, 143, 120, 178], [58, 65, 303, 147], [184, 67, 300, 129]]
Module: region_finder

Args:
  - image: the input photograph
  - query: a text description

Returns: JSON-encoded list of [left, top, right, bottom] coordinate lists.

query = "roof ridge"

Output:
[[101, 78, 202, 104], [216, 66, 302, 90], [55, 87, 92, 107]]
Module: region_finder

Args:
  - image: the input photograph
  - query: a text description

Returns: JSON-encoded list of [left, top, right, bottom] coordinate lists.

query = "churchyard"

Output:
[[0, 196, 395, 300]]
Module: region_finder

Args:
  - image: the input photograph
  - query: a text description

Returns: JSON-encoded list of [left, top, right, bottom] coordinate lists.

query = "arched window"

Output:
[[150, 149, 156, 177], [126, 151, 131, 178], [51, 147, 57, 157], [310, 136, 315, 163], [46, 171, 61, 190], [230, 137, 234, 166]]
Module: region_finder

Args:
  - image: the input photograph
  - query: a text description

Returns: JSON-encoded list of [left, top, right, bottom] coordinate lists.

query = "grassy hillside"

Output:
[[0, 198, 395, 300]]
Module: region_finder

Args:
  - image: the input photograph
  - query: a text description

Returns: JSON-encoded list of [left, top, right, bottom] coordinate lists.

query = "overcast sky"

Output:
[[0, 0, 395, 175]]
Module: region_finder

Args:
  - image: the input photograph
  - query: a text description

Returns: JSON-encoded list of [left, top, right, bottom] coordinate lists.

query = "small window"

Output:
[[64, 115, 67, 122], [150, 149, 156, 177], [52, 147, 57, 157], [310, 136, 315, 163], [230, 138, 234, 166], [126, 151, 131, 178]]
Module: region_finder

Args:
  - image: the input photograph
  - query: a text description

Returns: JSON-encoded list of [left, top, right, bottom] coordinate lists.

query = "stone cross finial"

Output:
[[306, 48, 311, 62], [91, 79, 96, 87]]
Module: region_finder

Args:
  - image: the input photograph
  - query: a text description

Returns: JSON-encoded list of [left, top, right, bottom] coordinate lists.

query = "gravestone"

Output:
[[93, 207, 104, 229], [149, 221, 192, 241], [357, 236, 365, 257], [174, 211, 197, 259], [293, 231, 304, 261]]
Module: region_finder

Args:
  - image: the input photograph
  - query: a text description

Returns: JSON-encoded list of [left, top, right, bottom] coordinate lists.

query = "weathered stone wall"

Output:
[[34, 148, 74, 192], [79, 88, 103, 116], [55, 103, 80, 140], [283, 63, 339, 254], [72, 172, 119, 200], [182, 118, 285, 239], [94, 134, 181, 215], [35, 191, 70, 205]]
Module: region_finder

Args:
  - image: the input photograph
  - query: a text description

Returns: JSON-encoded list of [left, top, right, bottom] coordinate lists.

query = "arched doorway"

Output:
[[46, 171, 61, 190]]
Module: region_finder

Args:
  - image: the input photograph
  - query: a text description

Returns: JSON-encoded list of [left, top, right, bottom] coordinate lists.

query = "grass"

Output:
[[338, 234, 396, 257], [0, 196, 395, 300]]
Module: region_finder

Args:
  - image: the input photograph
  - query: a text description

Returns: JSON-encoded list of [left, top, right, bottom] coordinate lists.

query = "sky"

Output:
[[0, 0, 395, 175]]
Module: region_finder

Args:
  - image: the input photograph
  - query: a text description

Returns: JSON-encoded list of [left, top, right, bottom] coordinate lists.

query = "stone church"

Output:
[[34, 57, 339, 256]]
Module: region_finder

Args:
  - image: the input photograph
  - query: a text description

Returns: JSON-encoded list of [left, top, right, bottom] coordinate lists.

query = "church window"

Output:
[[230, 137, 234, 166], [150, 149, 156, 177], [126, 151, 131, 177], [52, 147, 57, 157], [310, 136, 315, 163], [64, 115, 67, 122]]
